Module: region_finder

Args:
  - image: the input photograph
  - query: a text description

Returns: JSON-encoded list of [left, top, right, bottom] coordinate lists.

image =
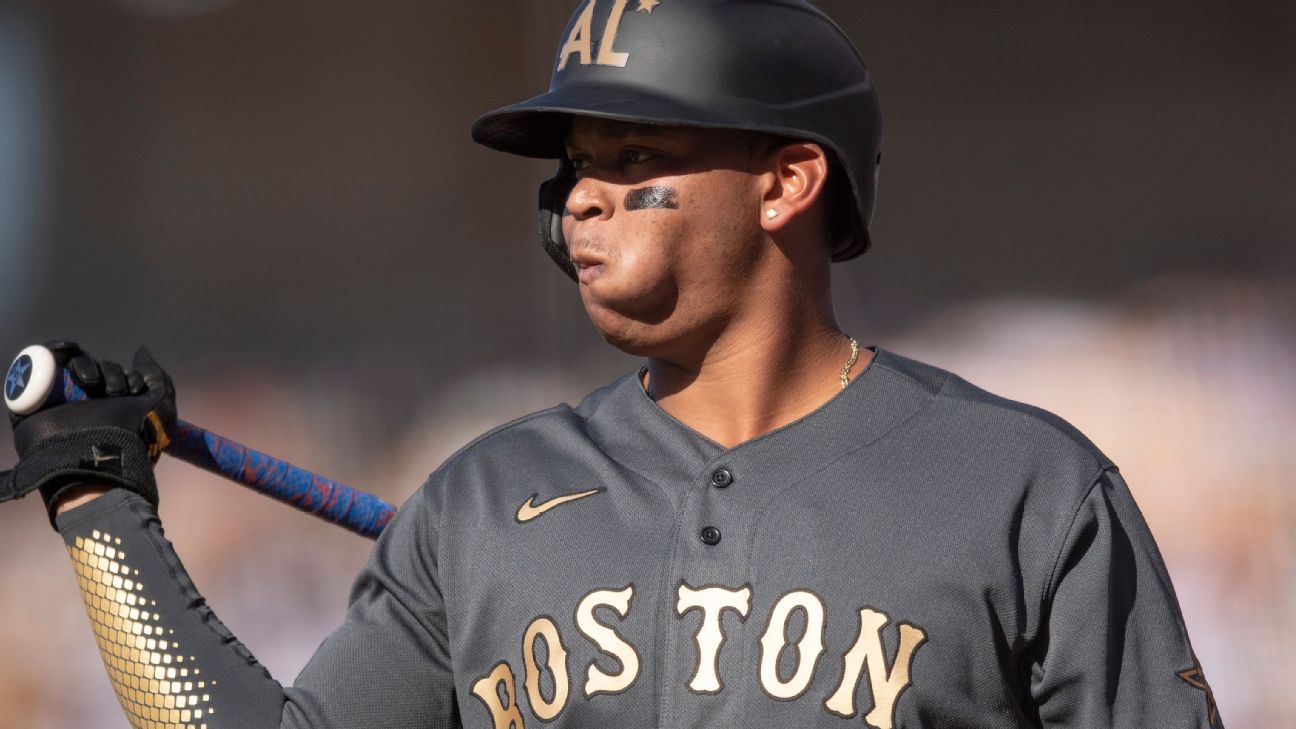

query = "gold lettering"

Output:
[[758, 590, 826, 700], [470, 662, 526, 729], [557, 1, 597, 72], [824, 608, 927, 729], [676, 583, 751, 694], [596, 0, 632, 68], [575, 587, 640, 697], [522, 617, 571, 721]]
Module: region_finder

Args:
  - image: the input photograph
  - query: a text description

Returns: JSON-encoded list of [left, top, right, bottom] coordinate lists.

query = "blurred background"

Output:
[[0, 0, 1292, 726]]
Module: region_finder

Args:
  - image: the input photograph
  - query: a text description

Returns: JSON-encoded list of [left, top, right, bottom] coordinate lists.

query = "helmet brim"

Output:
[[472, 85, 872, 259], [474, 83, 828, 159]]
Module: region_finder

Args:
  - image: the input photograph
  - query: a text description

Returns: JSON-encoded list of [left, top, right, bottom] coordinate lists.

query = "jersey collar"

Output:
[[579, 347, 947, 493]]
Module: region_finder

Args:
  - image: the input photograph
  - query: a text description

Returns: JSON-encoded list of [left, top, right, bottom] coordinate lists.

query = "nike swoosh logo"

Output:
[[516, 488, 606, 524], [91, 447, 120, 465]]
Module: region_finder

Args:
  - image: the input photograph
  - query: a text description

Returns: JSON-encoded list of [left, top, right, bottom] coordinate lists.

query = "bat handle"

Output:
[[5, 347, 395, 538], [67, 372, 396, 538], [167, 421, 395, 539]]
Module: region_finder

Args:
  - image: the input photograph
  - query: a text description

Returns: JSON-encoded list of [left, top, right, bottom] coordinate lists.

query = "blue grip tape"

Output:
[[58, 370, 395, 538]]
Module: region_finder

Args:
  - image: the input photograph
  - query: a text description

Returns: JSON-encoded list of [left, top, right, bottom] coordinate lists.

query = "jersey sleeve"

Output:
[[1028, 467, 1222, 728], [282, 477, 459, 728], [54, 483, 458, 729]]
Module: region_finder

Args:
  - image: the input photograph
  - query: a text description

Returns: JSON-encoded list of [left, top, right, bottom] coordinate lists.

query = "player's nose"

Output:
[[565, 176, 616, 223]]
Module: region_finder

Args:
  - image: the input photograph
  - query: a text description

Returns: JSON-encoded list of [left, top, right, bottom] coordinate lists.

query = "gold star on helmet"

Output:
[[637, 0, 661, 13]]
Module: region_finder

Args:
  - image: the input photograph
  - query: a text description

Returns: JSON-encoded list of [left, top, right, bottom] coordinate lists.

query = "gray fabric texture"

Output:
[[56, 348, 1221, 728]]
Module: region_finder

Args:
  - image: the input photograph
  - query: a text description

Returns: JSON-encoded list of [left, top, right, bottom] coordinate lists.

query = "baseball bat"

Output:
[[4, 345, 396, 539]]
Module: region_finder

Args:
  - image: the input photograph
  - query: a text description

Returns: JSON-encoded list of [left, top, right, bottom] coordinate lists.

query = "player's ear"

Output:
[[759, 141, 829, 234]]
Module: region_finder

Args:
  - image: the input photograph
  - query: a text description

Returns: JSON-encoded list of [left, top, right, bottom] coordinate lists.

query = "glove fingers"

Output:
[[132, 347, 171, 394], [101, 360, 128, 397], [43, 340, 84, 364], [127, 371, 146, 396], [67, 354, 103, 394]]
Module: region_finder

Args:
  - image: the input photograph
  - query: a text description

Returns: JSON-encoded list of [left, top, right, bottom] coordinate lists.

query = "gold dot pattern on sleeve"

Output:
[[69, 530, 215, 729]]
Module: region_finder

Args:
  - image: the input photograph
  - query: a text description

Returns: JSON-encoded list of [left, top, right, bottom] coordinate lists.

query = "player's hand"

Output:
[[0, 341, 176, 526]]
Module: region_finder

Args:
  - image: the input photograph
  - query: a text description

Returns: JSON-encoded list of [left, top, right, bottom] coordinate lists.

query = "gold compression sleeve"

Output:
[[58, 489, 285, 728], [68, 528, 216, 728]]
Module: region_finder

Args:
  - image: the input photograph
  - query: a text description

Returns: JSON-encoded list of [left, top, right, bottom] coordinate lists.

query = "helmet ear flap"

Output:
[[538, 162, 579, 282]]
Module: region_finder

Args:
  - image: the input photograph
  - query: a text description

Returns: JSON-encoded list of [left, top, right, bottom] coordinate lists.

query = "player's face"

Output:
[[562, 117, 772, 356]]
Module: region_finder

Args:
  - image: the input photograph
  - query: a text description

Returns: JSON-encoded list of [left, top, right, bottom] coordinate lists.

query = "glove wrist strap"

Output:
[[8, 427, 159, 528]]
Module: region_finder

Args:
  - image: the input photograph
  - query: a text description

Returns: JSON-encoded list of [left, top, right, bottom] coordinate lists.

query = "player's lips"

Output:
[[576, 262, 606, 284], [570, 247, 607, 284]]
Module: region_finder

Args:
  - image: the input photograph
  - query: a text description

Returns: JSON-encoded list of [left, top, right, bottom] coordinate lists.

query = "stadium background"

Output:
[[0, 0, 1291, 725]]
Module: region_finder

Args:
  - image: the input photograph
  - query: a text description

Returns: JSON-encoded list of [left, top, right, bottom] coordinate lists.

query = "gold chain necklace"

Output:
[[839, 336, 860, 389], [643, 335, 862, 399]]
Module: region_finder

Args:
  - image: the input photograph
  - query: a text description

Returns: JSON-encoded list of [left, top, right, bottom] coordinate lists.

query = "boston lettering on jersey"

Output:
[[470, 582, 928, 729]]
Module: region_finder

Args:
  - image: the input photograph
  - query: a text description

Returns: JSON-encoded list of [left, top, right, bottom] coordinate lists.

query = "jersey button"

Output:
[[700, 526, 722, 546], [710, 469, 733, 488]]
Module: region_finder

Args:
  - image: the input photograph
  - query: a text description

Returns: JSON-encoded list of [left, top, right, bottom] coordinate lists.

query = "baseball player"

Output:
[[0, 1, 1221, 727]]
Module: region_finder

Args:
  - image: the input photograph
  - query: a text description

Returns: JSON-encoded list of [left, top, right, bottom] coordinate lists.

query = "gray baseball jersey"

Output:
[[55, 348, 1221, 728]]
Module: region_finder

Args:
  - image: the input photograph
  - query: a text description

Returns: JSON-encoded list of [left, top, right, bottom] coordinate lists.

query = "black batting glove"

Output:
[[0, 341, 176, 527]]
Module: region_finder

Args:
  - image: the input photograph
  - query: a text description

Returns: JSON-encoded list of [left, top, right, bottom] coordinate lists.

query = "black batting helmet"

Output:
[[472, 0, 882, 280]]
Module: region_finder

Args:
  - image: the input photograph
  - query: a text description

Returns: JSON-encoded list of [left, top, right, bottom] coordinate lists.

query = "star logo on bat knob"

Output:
[[637, 0, 661, 13], [5, 356, 31, 400]]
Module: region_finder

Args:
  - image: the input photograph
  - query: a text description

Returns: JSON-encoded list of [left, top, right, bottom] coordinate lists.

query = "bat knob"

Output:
[[5, 345, 58, 416]]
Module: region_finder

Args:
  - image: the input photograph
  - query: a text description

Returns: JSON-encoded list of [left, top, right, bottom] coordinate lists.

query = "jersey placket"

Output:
[[659, 450, 765, 728], [641, 353, 940, 728]]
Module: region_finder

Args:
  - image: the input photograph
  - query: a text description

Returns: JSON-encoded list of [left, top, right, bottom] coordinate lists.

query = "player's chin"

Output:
[[586, 274, 676, 312], [581, 290, 679, 354]]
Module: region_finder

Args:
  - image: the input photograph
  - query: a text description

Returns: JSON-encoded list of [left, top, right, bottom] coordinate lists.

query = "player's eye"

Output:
[[567, 156, 591, 173], [620, 149, 655, 165]]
